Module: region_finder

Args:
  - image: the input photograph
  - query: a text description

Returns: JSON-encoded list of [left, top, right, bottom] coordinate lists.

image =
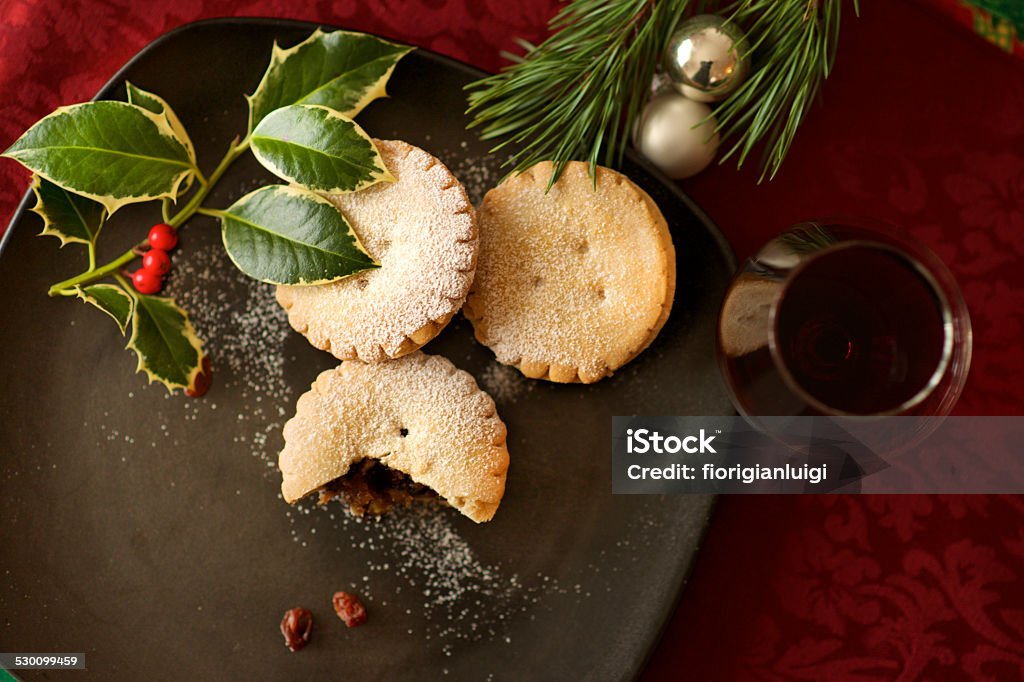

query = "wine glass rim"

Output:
[[767, 238, 956, 417]]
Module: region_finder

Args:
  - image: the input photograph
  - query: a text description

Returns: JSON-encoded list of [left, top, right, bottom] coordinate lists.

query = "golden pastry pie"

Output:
[[279, 352, 509, 523], [464, 161, 675, 383], [277, 139, 477, 362]]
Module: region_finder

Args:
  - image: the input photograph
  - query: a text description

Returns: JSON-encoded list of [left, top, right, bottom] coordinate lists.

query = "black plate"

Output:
[[0, 18, 734, 680]]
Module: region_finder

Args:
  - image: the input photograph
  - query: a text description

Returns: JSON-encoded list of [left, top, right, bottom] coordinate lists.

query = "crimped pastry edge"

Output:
[[464, 161, 676, 384], [276, 139, 479, 363]]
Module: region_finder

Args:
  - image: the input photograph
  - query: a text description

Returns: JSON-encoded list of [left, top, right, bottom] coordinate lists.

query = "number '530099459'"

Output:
[[14, 655, 78, 666]]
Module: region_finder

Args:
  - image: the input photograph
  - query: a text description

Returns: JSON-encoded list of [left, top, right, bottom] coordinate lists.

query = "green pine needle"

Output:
[[465, 0, 856, 185], [718, 0, 856, 180], [466, 0, 687, 187]]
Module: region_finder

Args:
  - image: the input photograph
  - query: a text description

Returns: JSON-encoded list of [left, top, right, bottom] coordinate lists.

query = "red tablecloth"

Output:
[[2, 1, 1022, 679]]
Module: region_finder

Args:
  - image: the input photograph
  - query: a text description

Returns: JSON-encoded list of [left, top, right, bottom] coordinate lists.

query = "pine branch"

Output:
[[717, 0, 855, 180], [466, 0, 689, 187], [465, 0, 855, 185]]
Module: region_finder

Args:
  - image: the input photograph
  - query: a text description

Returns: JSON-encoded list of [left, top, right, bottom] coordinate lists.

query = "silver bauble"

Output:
[[633, 91, 719, 179], [664, 14, 750, 103]]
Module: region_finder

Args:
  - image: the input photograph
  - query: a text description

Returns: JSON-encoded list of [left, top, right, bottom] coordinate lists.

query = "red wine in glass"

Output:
[[718, 221, 971, 419]]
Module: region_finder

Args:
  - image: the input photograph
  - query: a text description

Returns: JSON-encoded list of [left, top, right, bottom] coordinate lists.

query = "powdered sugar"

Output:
[[286, 502, 576, 658], [164, 239, 295, 469], [276, 139, 477, 362], [479, 362, 533, 404], [449, 147, 503, 206], [279, 353, 508, 522], [466, 160, 674, 383]]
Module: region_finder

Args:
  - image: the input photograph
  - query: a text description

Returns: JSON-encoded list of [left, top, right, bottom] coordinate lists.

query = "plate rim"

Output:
[[0, 16, 735, 680]]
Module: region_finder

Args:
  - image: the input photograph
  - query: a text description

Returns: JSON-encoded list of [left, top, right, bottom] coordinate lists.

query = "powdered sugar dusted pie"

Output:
[[276, 139, 477, 362], [279, 352, 509, 523], [464, 161, 675, 384]]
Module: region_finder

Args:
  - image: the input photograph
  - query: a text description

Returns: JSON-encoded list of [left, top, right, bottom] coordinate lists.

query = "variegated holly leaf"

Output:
[[2, 101, 196, 215], [250, 105, 392, 193], [75, 283, 134, 335], [125, 81, 197, 166], [217, 184, 377, 285], [128, 291, 205, 393], [30, 175, 106, 247], [246, 28, 412, 133]]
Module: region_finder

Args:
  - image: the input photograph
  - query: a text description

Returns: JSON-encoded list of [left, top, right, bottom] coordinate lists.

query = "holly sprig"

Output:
[[3, 29, 412, 394]]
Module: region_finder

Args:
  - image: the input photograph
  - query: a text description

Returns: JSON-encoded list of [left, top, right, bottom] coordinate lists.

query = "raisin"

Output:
[[280, 607, 313, 651], [332, 591, 367, 628]]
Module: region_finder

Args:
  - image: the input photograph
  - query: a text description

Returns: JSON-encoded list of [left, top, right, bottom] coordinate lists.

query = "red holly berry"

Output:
[[142, 248, 171, 275], [186, 357, 213, 398], [148, 223, 178, 251], [131, 268, 162, 295]]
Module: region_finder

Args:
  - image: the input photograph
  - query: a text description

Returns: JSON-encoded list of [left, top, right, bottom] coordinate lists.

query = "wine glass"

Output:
[[717, 219, 972, 433]]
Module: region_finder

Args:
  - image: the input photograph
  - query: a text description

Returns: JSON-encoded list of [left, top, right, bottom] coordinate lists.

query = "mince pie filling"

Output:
[[317, 458, 442, 516]]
